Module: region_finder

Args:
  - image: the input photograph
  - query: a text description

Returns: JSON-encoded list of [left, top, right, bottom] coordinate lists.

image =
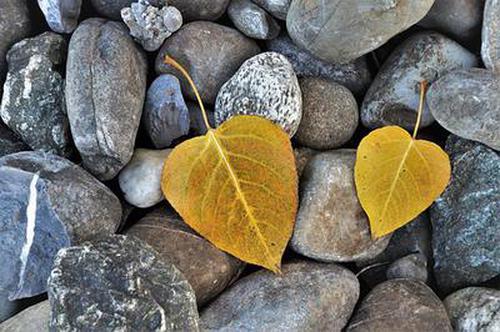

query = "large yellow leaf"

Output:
[[161, 115, 298, 272]]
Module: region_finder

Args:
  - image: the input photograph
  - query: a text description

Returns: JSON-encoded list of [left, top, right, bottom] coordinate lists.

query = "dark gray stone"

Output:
[[431, 136, 500, 294], [188, 102, 214, 136], [66, 18, 147, 180], [386, 253, 428, 282], [0, 122, 29, 158], [0, 32, 72, 157], [90, 0, 134, 19], [37, 0, 82, 33], [293, 146, 317, 178], [156, 21, 260, 105], [48, 235, 199, 331], [201, 261, 359, 331], [251, 0, 290, 19], [0, 300, 49, 331], [228, 0, 280, 40], [428, 68, 500, 151], [0, 151, 122, 300], [361, 32, 478, 129], [168, 0, 230, 21], [482, 0, 500, 72]]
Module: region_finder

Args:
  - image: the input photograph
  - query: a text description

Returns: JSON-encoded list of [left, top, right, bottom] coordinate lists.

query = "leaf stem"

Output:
[[164, 56, 212, 131], [413, 80, 428, 139]]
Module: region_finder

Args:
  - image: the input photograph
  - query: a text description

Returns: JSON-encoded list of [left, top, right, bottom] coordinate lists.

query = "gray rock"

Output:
[[251, 0, 290, 20], [293, 146, 317, 178], [346, 279, 452, 332], [168, 0, 230, 21], [266, 33, 372, 97], [431, 136, 500, 293], [156, 21, 260, 105], [361, 32, 478, 129], [228, 0, 280, 40], [127, 208, 244, 306], [215, 52, 302, 136], [444, 287, 500, 332], [482, 0, 500, 72], [144, 74, 190, 148], [1, 32, 72, 157], [428, 68, 500, 151], [295, 78, 358, 150], [0, 292, 19, 324], [201, 261, 359, 331], [48, 235, 199, 331], [0, 123, 29, 158], [0, 301, 49, 332], [90, 0, 134, 19], [66, 18, 147, 180], [118, 148, 171, 208], [292, 150, 390, 262], [37, 0, 82, 33], [386, 253, 428, 282], [0, 151, 122, 300], [286, 0, 435, 63], [188, 102, 215, 136]]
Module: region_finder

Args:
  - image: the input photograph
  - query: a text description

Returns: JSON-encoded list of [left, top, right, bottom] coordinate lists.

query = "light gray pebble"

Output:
[[228, 0, 280, 40], [251, 0, 290, 19], [482, 0, 500, 72], [37, 0, 82, 33]]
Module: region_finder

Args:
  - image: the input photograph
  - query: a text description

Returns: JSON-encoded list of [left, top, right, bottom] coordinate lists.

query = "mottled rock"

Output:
[[295, 78, 358, 150], [156, 21, 260, 104], [90, 0, 134, 19], [228, 0, 280, 40], [361, 32, 478, 129], [0, 123, 29, 158], [0, 301, 49, 331], [444, 287, 500, 332], [346, 279, 452, 332], [482, 0, 500, 72], [251, 0, 290, 19], [118, 148, 171, 208], [37, 0, 82, 33], [66, 18, 147, 180], [168, 0, 230, 21], [48, 235, 199, 331], [293, 146, 317, 178], [0, 151, 122, 300], [188, 102, 215, 136], [215, 52, 302, 136], [127, 208, 244, 305], [144, 74, 189, 148], [292, 150, 390, 262], [201, 261, 359, 331], [386, 253, 428, 282], [286, 0, 435, 63], [0, 292, 19, 323], [1, 32, 71, 157], [431, 136, 500, 293]]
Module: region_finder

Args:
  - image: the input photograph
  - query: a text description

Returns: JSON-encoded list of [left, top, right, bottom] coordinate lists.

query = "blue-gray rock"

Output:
[[90, 0, 134, 19], [168, 0, 230, 21], [48, 235, 199, 331], [1, 32, 72, 157], [251, 0, 290, 19], [37, 0, 82, 33], [361, 32, 478, 129], [0, 300, 49, 331], [228, 0, 281, 40], [386, 253, 428, 283], [144, 74, 189, 148], [482, 0, 500, 72], [0, 122, 29, 158], [0, 151, 122, 300], [66, 18, 147, 180], [431, 136, 500, 294]]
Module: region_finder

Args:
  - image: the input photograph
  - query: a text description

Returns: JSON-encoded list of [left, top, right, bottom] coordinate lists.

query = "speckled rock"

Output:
[[37, 0, 82, 33], [361, 32, 478, 129], [0, 151, 122, 300], [156, 21, 260, 104], [0, 123, 29, 158], [444, 287, 500, 332], [0, 301, 49, 331], [127, 208, 244, 306], [188, 102, 215, 136], [168, 0, 230, 21], [90, 0, 134, 19], [48, 235, 199, 331], [292, 150, 391, 262], [66, 18, 147, 180], [293, 146, 317, 178], [251, 0, 290, 19], [428, 68, 500, 151], [201, 261, 359, 331], [286, 0, 435, 63], [431, 136, 500, 293], [228, 0, 280, 40], [266, 34, 371, 96], [295, 78, 358, 150], [386, 253, 428, 282], [346, 279, 452, 332], [482, 0, 500, 72], [215, 52, 302, 136]]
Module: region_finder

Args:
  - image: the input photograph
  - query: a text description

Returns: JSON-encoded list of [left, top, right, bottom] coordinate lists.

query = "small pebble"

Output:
[[293, 146, 317, 178], [251, 0, 290, 20], [187, 101, 215, 135], [386, 253, 428, 283], [37, 0, 82, 33], [482, 0, 500, 72], [228, 0, 280, 40]]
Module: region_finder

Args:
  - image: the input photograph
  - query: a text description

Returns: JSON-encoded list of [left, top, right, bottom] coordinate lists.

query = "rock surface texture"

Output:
[[386, 253, 428, 282], [0, 122, 29, 158], [482, 0, 500, 72], [90, 0, 134, 19], [37, 0, 82, 33], [251, 0, 290, 19], [0, 300, 50, 332], [228, 0, 280, 40], [168, 0, 230, 21]]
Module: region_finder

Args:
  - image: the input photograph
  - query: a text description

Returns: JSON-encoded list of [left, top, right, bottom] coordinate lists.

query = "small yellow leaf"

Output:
[[354, 126, 451, 238], [161, 115, 298, 272]]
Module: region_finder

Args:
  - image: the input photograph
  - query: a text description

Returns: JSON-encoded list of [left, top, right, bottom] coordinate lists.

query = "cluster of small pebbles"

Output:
[[0, 0, 499, 331]]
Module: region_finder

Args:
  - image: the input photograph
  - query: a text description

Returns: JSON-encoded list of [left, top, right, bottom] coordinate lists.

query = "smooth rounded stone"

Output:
[[386, 253, 428, 283], [428, 68, 500, 151], [121, 0, 183, 52], [201, 261, 359, 331], [482, 0, 500, 72], [291, 150, 391, 262], [0, 123, 29, 158], [251, 0, 290, 20], [215, 52, 302, 136], [90, 0, 134, 19], [266, 34, 371, 97], [118, 148, 171, 208], [431, 135, 500, 294], [444, 287, 500, 332], [127, 208, 244, 306], [144, 74, 189, 148], [48, 235, 199, 331], [286, 0, 435, 64], [347, 279, 452, 332], [0, 301, 49, 331], [66, 18, 147, 181], [168, 0, 230, 21], [361, 32, 478, 130], [0, 151, 122, 300], [188, 102, 215, 136], [295, 78, 358, 150], [37, 0, 82, 33], [1, 32, 72, 157], [293, 146, 317, 178], [156, 21, 260, 105], [228, 0, 280, 40]]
